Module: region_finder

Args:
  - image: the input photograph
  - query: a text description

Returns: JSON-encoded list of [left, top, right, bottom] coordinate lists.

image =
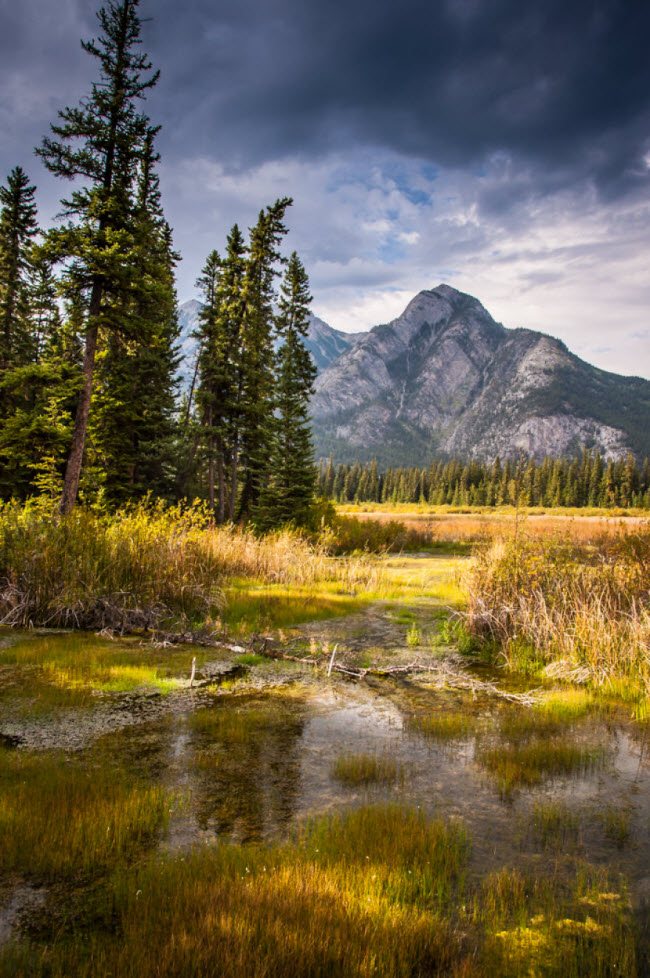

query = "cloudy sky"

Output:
[[1, 0, 649, 376]]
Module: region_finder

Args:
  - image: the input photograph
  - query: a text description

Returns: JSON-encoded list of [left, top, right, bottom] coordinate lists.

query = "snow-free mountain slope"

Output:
[[311, 285, 650, 465]]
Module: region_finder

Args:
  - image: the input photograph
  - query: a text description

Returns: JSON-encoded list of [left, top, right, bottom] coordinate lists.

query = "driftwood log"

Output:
[[147, 627, 543, 705]]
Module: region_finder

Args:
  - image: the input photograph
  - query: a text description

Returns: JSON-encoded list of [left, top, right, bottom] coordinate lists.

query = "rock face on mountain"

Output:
[[306, 315, 366, 372], [177, 300, 364, 388], [312, 285, 650, 465]]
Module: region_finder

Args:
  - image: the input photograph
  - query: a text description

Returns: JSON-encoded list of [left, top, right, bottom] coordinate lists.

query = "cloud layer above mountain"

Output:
[[2, 0, 649, 375]]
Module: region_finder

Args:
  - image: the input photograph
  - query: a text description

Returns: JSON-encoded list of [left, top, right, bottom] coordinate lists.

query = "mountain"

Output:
[[177, 299, 202, 393], [306, 314, 366, 372], [311, 284, 650, 465], [176, 300, 364, 392]]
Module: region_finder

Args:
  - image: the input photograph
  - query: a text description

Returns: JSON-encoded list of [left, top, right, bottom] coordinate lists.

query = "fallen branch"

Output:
[[147, 628, 544, 704]]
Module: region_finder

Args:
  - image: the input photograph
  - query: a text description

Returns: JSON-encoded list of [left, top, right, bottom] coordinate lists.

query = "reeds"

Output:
[[330, 752, 405, 787], [0, 500, 383, 632], [462, 525, 650, 699]]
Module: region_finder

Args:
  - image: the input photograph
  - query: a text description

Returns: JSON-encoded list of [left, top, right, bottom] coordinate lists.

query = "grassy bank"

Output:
[[1, 803, 636, 977], [0, 501, 384, 633], [462, 524, 650, 709]]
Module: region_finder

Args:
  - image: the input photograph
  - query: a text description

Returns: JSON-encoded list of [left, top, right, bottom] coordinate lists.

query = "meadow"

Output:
[[0, 502, 648, 976]]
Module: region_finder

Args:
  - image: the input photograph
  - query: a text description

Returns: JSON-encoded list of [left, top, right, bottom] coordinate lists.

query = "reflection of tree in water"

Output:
[[94, 717, 177, 784], [191, 697, 306, 842]]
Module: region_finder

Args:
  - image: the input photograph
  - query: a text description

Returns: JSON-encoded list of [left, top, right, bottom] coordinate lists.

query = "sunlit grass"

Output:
[[330, 752, 405, 787], [538, 688, 600, 721], [0, 633, 200, 697], [221, 582, 373, 635], [1, 803, 637, 977], [406, 711, 478, 741], [380, 555, 467, 604], [463, 528, 650, 699], [475, 866, 635, 977], [477, 740, 606, 798], [0, 745, 171, 880]]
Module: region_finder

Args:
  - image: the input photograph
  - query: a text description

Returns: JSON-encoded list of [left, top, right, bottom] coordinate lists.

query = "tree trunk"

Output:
[[230, 434, 238, 520], [207, 405, 214, 510], [217, 432, 225, 523], [58, 281, 101, 515]]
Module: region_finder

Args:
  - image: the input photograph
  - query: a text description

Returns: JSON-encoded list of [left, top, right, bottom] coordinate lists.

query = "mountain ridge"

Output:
[[176, 300, 366, 388], [311, 284, 650, 465]]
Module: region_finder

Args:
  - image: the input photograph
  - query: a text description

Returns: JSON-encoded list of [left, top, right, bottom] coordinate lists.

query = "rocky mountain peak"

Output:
[[311, 285, 650, 466]]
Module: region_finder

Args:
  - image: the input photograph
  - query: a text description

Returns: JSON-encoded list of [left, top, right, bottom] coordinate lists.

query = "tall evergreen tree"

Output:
[[194, 225, 247, 519], [37, 0, 160, 513], [90, 130, 180, 504], [236, 198, 292, 521], [0, 167, 38, 370], [254, 252, 317, 529]]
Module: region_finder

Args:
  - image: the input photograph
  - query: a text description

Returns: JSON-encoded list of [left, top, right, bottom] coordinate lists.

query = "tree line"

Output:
[[318, 452, 650, 509], [0, 0, 317, 528]]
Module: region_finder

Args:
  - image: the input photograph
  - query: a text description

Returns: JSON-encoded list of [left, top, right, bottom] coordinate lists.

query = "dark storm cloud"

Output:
[[143, 0, 650, 200], [2, 0, 648, 202]]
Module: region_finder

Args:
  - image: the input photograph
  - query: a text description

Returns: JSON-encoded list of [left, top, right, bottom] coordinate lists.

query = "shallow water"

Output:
[[89, 677, 650, 897], [1, 566, 650, 959]]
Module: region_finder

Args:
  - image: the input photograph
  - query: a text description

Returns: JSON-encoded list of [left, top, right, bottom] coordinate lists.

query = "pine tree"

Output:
[[194, 225, 247, 519], [37, 0, 160, 513], [236, 198, 292, 520], [0, 167, 39, 370], [254, 252, 317, 529], [90, 130, 180, 505]]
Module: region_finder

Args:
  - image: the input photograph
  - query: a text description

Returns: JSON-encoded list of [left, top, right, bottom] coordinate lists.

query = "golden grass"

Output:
[[0, 804, 637, 978], [462, 527, 650, 704], [0, 745, 170, 879], [338, 505, 639, 549], [330, 752, 406, 787], [0, 501, 385, 633]]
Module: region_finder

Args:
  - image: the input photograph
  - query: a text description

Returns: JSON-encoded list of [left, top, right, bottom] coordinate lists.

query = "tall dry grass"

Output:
[[463, 525, 650, 698], [0, 500, 382, 632], [342, 509, 633, 549]]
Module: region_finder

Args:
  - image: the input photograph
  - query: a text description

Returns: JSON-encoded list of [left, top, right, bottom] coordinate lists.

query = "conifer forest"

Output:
[[0, 0, 316, 528]]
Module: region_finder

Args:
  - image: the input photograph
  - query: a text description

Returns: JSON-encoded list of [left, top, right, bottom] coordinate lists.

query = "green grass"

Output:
[[330, 752, 406, 787], [477, 740, 606, 798], [0, 745, 171, 880], [530, 800, 581, 849], [406, 711, 478, 741], [233, 652, 266, 666]]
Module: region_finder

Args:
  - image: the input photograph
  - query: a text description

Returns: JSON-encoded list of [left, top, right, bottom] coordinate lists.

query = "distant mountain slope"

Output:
[[306, 314, 367, 372], [176, 300, 364, 392], [311, 284, 650, 465]]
